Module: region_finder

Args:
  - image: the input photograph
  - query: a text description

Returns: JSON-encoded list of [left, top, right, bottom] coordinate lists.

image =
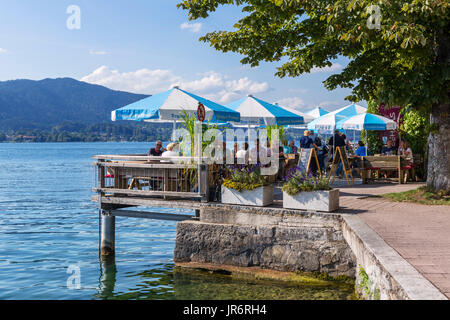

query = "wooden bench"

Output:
[[359, 156, 408, 184]]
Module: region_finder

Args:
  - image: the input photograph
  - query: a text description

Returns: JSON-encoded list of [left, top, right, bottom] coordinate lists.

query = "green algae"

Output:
[[99, 264, 356, 300]]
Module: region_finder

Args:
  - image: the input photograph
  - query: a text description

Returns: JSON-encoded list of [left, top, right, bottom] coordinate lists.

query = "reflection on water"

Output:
[[97, 255, 117, 299], [95, 257, 355, 300]]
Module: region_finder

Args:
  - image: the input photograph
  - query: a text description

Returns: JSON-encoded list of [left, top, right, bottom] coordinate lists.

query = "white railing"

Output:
[[93, 154, 210, 201]]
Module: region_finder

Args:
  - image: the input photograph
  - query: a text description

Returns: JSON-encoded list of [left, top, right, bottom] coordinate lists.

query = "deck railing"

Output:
[[93, 154, 210, 201]]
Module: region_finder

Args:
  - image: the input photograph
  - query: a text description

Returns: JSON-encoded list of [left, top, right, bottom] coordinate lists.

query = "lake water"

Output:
[[0, 142, 354, 300]]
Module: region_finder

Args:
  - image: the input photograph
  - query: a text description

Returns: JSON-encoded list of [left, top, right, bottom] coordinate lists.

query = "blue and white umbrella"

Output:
[[337, 113, 398, 131], [333, 103, 367, 117], [227, 95, 304, 126], [306, 106, 329, 119], [111, 86, 240, 123], [278, 105, 315, 124], [307, 112, 347, 133], [307, 103, 367, 133], [337, 113, 398, 156]]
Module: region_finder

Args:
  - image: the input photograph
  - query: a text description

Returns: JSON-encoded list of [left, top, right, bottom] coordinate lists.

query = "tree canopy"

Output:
[[178, 0, 449, 109]]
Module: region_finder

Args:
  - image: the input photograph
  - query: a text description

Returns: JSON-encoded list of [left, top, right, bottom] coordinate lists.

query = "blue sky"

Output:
[[0, 0, 366, 112]]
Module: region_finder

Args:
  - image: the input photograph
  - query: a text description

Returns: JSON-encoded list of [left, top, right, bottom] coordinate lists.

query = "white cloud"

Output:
[[80, 66, 270, 103], [180, 22, 202, 33], [81, 66, 182, 94], [0, 48, 8, 54], [89, 50, 107, 55], [310, 63, 342, 74], [276, 97, 307, 110], [177, 71, 270, 104]]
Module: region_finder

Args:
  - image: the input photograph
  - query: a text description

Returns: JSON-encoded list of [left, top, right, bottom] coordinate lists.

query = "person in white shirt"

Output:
[[398, 140, 415, 183], [399, 141, 413, 162], [161, 142, 179, 162], [249, 139, 267, 164], [236, 142, 249, 164]]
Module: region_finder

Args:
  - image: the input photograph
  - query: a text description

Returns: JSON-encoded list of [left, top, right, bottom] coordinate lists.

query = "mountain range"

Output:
[[0, 77, 149, 131]]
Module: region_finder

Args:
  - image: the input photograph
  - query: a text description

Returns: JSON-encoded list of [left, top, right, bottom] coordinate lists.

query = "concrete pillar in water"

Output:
[[101, 210, 115, 256]]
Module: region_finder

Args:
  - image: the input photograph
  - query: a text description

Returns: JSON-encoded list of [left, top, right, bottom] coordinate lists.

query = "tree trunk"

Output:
[[427, 102, 450, 191]]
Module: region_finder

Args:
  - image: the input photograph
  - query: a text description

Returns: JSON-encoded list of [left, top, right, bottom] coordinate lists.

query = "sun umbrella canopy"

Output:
[[307, 103, 367, 132], [306, 107, 329, 119], [278, 105, 315, 124], [111, 87, 240, 123], [307, 112, 348, 132], [227, 95, 304, 126], [332, 103, 367, 117], [337, 113, 398, 131]]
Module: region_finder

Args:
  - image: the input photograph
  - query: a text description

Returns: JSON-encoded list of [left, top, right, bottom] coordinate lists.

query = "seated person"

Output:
[[149, 140, 165, 156], [282, 140, 290, 155], [161, 143, 179, 162], [289, 140, 298, 154], [249, 139, 267, 164], [233, 142, 239, 163], [236, 142, 249, 164], [278, 144, 286, 180], [381, 139, 397, 155], [398, 141, 413, 162], [355, 141, 369, 156]]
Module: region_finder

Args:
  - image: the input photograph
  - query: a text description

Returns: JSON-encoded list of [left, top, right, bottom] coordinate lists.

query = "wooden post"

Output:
[[361, 156, 367, 184], [98, 159, 105, 188], [101, 210, 115, 256]]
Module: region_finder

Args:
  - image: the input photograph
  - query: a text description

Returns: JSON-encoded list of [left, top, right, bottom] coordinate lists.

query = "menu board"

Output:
[[298, 148, 312, 172]]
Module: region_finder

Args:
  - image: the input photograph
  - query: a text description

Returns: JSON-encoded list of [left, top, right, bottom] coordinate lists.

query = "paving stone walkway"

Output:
[[336, 182, 450, 299]]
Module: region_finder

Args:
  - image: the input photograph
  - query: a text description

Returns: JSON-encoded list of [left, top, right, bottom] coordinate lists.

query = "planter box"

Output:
[[221, 185, 274, 207], [283, 189, 339, 212]]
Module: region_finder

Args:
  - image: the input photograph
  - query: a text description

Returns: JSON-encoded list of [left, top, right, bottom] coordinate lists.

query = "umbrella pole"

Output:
[[172, 120, 176, 142], [365, 130, 368, 156], [333, 130, 335, 162], [353, 130, 355, 149], [196, 121, 202, 197]]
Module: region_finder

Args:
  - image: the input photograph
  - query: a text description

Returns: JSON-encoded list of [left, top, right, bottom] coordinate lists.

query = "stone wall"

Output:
[[174, 205, 356, 277]]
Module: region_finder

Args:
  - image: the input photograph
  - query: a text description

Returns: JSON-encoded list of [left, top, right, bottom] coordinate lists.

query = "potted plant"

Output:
[[282, 167, 339, 212], [221, 165, 273, 206]]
